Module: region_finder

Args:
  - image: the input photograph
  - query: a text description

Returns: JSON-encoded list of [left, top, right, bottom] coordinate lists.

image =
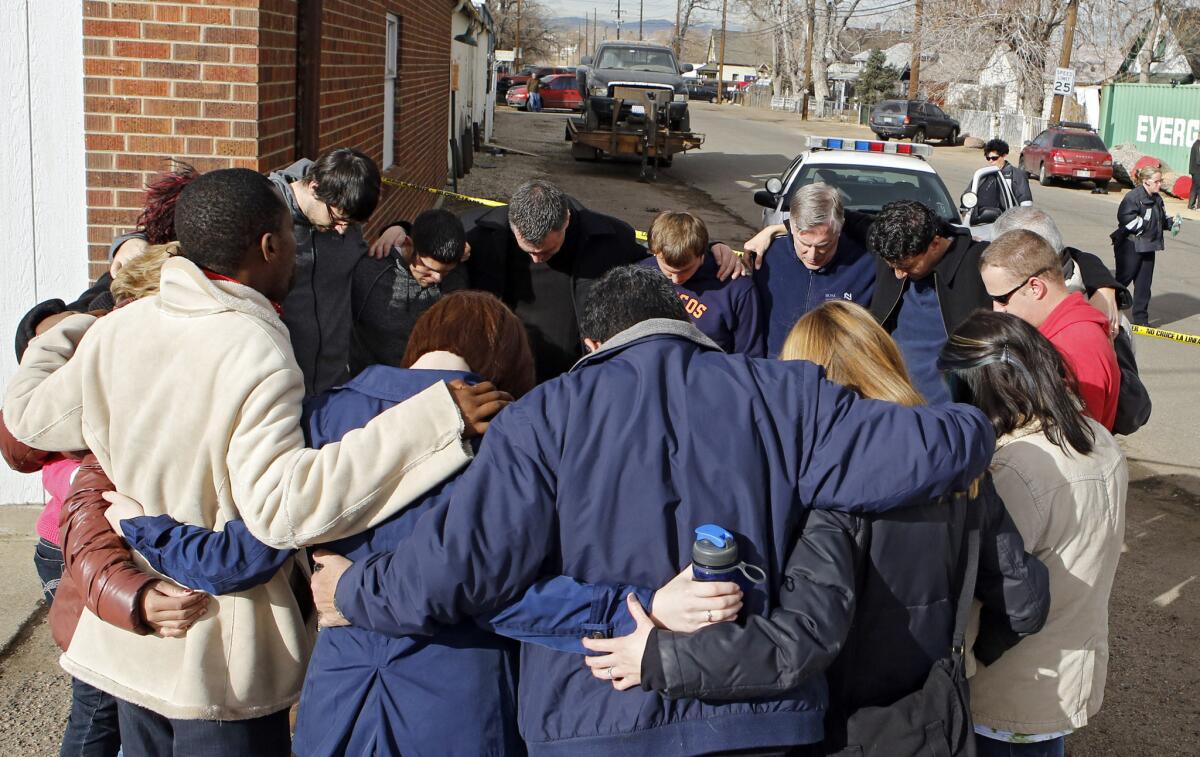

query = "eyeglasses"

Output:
[[989, 267, 1051, 305], [325, 202, 353, 227], [985, 154, 1002, 161]]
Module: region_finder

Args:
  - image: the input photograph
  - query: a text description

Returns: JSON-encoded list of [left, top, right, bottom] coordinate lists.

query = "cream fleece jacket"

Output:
[[2, 257, 473, 720], [967, 420, 1127, 734]]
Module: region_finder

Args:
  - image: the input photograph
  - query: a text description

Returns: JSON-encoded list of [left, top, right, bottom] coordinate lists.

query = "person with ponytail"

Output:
[[938, 311, 1128, 757]]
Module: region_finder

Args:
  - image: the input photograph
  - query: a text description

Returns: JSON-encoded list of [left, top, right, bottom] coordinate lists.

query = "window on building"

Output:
[[384, 14, 400, 169]]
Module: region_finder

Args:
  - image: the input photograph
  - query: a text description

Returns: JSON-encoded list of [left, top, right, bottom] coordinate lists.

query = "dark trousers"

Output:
[[35, 540, 123, 757], [1190, 174, 1199, 208], [1115, 243, 1156, 324], [116, 699, 290, 757], [975, 733, 1064, 756]]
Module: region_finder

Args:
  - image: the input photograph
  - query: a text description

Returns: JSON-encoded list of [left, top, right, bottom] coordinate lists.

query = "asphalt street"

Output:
[[672, 103, 1200, 491]]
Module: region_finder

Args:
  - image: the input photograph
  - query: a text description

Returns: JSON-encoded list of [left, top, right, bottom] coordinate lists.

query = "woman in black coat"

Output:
[[1114, 166, 1174, 325]]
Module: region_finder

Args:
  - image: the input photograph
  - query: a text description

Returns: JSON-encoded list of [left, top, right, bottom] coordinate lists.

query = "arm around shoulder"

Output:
[[3, 313, 97, 452]]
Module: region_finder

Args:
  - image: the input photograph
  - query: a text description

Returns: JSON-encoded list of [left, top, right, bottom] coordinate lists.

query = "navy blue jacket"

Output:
[[119, 366, 651, 756], [637, 253, 765, 356], [334, 320, 996, 757], [755, 230, 876, 357]]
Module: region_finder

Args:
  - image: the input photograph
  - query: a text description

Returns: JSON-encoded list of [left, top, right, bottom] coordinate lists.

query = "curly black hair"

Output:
[[983, 138, 1010, 157], [174, 168, 287, 275], [867, 200, 941, 264]]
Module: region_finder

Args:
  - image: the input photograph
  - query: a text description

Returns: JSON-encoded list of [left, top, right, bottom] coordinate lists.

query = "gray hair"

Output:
[[992, 206, 1064, 254], [1135, 165, 1161, 184], [789, 182, 844, 236], [509, 180, 570, 244]]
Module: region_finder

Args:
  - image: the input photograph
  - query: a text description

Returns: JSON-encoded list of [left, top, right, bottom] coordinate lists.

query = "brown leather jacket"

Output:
[[0, 413, 154, 650], [49, 455, 154, 649], [0, 409, 53, 473]]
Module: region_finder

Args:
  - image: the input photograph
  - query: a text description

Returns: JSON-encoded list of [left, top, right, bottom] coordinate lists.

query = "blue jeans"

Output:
[[975, 734, 1065, 757], [116, 699, 290, 757], [35, 540, 122, 757], [529, 92, 542, 111]]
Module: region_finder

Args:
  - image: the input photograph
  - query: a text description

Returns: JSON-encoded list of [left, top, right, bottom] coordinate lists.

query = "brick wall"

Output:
[[83, 0, 269, 280], [82, 0, 453, 279], [322, 0, 453, 236]]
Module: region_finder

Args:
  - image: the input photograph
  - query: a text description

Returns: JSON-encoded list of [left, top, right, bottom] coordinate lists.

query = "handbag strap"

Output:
[[950, 496, 981, 666]]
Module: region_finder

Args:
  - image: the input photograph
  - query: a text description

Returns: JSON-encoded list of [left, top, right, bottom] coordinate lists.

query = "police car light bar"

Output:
[[807, 136, 933, 159]]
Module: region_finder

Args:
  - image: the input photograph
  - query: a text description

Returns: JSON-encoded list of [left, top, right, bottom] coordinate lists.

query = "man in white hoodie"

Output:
[[3, 169, 506, 755]]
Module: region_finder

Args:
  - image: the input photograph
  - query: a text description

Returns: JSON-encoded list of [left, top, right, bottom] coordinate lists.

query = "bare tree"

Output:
[[675, 0, 721, 57], [491, 0, 560, 63]]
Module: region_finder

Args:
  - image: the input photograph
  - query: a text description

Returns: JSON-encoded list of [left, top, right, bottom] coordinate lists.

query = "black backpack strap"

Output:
[[951, 496, 981, 669]]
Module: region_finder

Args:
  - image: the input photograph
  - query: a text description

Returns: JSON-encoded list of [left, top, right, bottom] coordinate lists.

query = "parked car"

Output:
[[869, 99, 959, 145], [752, 136, 1000, 239], [498, 65, 575, 97], [684, 79, 717, 102], [506, 74, 584, 111], [1018, 122, 1113, 189]]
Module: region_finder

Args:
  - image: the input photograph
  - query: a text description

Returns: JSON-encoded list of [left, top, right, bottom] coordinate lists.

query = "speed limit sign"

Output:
[[1053, 67, 1076, 96]]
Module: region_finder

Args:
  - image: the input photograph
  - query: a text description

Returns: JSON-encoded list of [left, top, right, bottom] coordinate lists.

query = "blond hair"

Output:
[[780, 300, 924, 407], [110, 242, 180, 303], [649, 211, 708, 268], [980, 229, 1064, 285]]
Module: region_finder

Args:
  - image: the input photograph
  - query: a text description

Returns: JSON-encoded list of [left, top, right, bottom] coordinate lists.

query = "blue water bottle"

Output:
[[692, 524, 767, 588]]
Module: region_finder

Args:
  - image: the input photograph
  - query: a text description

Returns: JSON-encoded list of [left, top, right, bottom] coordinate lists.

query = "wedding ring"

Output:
[[707, 609, 713, 623]]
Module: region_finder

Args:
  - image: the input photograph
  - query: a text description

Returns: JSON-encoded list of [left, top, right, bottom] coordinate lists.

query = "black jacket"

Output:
[[464, 199, 646, 380], [640, 476, 1050, 719], [1190, 138, 1200, 176], [1065, 247, 1131, 309], [14, 274, 114, 362], [1115, 185, 1172, 254], [869, 233, 991, 335]]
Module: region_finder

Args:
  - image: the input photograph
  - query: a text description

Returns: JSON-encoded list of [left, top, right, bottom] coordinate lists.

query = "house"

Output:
[[698, 30, 769, 82], [2, 0, 489, 504], [451, 2, 497, 163], [1122, 8, 1200, 82]]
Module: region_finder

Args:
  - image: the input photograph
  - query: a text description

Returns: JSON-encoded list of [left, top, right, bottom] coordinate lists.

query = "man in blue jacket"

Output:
[[754, 183, 876, 357], [313, 265, 996, 756]]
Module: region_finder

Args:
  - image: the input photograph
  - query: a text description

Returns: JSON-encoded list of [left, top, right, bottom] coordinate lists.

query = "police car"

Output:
[[753, 137, 1012, 239]]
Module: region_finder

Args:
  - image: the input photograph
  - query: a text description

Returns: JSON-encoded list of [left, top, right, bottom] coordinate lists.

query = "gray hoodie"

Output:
[[268, 159, 369, 395]]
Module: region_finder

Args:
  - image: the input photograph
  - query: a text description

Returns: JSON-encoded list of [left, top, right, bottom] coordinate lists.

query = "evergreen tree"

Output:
[[857, 49, 900, 107]]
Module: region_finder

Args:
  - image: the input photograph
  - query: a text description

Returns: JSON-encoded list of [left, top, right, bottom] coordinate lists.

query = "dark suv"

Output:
[[869, 99, 959, 145], [684, 79, 717, 102]]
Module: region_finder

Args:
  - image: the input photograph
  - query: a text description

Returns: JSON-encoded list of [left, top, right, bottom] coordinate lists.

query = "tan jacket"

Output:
[[2, 257, 473, 720], [967, 420, 1127, 734]]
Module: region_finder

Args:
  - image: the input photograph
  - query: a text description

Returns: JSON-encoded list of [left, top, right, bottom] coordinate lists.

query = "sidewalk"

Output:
[[0, 505, 46, 655]]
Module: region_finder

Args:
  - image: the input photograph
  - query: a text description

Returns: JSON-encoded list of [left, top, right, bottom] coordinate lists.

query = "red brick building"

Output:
[[82, 0, 457, 279]]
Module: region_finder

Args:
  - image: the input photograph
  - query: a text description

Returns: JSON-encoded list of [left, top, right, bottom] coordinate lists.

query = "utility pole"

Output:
[[907, 0, 923, 99], [515, 0, 522, 69], [1050, 0, 1080, 122], [616, 0, 622, 40], [593, 8, 598, 52], [639, 0, 644, 40], [717, 0, 728, 103], [801, 0, 814, 119]]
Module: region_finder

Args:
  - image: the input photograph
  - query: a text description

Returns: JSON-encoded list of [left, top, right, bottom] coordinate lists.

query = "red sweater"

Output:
[[1039, 292, 1120, 430]]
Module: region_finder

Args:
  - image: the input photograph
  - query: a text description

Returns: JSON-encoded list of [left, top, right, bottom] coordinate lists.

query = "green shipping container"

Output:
[[1098, 83, 1200, 174]]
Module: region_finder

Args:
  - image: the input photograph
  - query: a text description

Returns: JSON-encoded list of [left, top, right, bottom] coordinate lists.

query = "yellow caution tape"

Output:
[[1130, 324, 1200, 346], [382, 176, 506, 207]]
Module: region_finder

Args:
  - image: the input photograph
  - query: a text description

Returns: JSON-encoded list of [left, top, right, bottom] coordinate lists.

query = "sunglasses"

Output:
[[985, 154, 1002, 161], [989, 267, 1052, 305]]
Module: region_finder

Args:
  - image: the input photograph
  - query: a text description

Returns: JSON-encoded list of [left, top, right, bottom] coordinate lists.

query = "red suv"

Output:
[[1019, 123, 1113, 189]]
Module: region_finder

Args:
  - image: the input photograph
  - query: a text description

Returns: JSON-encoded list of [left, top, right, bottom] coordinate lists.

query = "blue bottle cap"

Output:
[[694, 524, 733, 548]]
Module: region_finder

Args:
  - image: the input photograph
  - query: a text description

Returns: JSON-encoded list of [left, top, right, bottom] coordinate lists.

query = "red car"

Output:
[[505, 74, 583, 112], [1019, 123, 1114, 189]]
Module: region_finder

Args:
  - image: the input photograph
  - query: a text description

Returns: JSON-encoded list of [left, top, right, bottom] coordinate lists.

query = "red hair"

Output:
[[402, 291, 536, 398], [136, 161, 200, 244]]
